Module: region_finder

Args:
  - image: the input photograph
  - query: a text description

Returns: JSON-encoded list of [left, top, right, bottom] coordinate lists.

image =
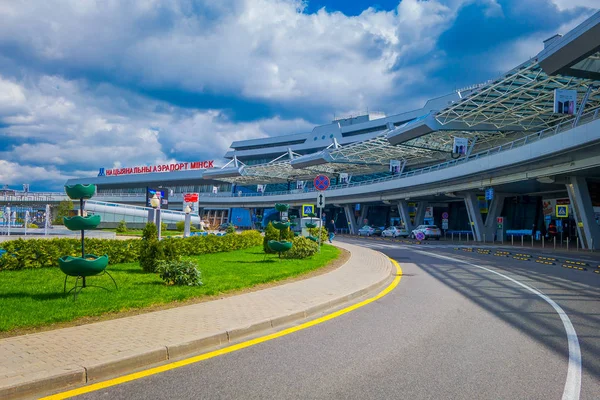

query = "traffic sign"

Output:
[[442, 212, 449, 219], [314, 175, 330, 191], [415, 231, 425, 240], [316, 192, 326, 209], [485, 187, 494, 200], [556, 205, 569, 218], [302, 204, 315, 216]]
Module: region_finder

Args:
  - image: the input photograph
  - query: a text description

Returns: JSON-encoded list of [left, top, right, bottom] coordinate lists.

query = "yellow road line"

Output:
[[42, 258, 403, 399]]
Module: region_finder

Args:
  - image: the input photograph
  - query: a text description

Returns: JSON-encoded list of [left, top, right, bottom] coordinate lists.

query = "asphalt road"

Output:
[[77, 238, 600, 400]]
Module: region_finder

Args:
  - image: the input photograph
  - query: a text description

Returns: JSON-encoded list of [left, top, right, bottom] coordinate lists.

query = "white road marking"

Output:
[[411, 250, 582, 400]]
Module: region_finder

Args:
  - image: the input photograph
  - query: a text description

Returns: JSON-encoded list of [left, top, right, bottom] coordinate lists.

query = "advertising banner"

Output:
[[408, 202, 416, 217], [339, 173, 349, 184], [183, 193, 199, 203], [257, 184, 265, 193], [389, 160, 401, 174], [453, 137, 469, 155], [424, 206, 433, 219], [296, 181, 304, 190], [553, 89, 577, 115], [212, 186, 218, 194], [477, 195, 488, 214], [146, 187, 169, 209]]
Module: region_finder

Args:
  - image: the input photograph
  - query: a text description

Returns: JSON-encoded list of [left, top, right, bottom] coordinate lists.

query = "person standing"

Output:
[[327, 219, 336, 243]]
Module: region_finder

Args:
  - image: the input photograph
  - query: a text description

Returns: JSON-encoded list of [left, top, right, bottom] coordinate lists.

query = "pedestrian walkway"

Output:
[[0, 242, 393, 400]]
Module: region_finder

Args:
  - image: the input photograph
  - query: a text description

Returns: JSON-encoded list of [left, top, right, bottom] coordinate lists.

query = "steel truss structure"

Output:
[[435, 60, 600, 130], [218, 53, 600, 185]]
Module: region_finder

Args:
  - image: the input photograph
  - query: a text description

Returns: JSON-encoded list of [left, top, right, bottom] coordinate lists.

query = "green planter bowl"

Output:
[[293, 232, 300, 236], [305, 222, 318, 229], [275, 203, 290, 212], [272, 221, 291, 230], [65, 184, 96, 200], [63, 215, 101, 231], [289, 222, 298, 227], [58, 254, 109, 277], [307, 236, 318, 242], [267, 240, 293, 252], [306, 212, 317, 218]]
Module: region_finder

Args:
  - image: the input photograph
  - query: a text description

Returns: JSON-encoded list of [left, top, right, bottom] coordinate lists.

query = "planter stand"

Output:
[[267, 203, 294, 258], [60, 184, 115, 299]]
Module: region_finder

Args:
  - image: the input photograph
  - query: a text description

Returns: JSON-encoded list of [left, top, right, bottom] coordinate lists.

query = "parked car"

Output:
[[372, 226, 385, 236], [411, 225, 442, 240], [381, 226, 409, 238], [358, 225, 376, 236]]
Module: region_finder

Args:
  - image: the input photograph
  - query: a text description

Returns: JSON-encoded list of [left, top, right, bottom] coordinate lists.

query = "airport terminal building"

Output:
[[65, 11, 600, 248]]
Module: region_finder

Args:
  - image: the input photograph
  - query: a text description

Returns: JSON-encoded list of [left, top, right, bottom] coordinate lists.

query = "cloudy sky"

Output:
[[0, 0, 597, 190]]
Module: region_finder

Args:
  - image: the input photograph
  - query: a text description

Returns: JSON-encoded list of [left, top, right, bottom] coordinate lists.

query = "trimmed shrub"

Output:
[[0, 230, 263, 271], [161, 221, 168, 233], [226, 224, 236, 234], [157, 260, 202, 286], [162, 237, 181, 261], [175, 220, 185, 232], [116, 220, 128, 233], [139, 223, 164, 272], [282, 236, 319, 259], [263, 222, 279, 254], [27, 223, 38, 229], [308, 227, 328, 244]]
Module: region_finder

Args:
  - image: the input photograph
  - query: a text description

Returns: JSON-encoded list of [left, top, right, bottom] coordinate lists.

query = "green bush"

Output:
[[162, 237, 181, 261], [175, 220, 185, 232], [52, 200, 73, 225], [308, 226, 328, 244], [27, 223, 38, 229], [226, 224, 236, 234], [116, 220, 128, 233], [139, 223, 164, 272], [282, 236, 319, 259], [263, 222, 279, 254], [157, 259, 203, 286], [0, 237, 141, 270], [0, 229, 263, 271]]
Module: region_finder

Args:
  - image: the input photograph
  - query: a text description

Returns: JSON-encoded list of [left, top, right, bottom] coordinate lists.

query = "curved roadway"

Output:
[[75, 238, 600, 400]]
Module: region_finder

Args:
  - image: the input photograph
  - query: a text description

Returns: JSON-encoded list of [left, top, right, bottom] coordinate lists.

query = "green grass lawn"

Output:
[[0, 245, 340, 334]]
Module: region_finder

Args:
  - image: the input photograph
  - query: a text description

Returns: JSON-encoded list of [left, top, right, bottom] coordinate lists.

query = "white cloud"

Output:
[[550, 0, 599, 11], [0, 160, 68, 185], [0, 74, 314, 187], [0, 0, 462, 113]]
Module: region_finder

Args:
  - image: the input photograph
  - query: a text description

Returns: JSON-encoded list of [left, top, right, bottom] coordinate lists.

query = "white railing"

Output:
[[200, 108, 600, 198]]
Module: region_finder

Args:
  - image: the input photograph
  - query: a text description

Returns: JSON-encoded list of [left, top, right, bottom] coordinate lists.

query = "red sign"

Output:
[[99, 160, 214, 177], [314, 175, 330, 191], [497, 217, 504, 224], [184, 193, 199, 203]]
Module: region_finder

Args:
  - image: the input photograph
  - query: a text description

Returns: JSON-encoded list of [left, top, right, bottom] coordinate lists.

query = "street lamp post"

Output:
[[184, 205, 191, 237], [150, 193, 162, 240]]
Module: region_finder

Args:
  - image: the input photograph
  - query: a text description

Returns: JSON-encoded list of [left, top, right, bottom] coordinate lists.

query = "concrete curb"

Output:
[[2, 245, 394, 400]]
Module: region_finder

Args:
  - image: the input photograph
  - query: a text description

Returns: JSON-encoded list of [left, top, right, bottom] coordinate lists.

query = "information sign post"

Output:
[[316, 192, 326, 251]]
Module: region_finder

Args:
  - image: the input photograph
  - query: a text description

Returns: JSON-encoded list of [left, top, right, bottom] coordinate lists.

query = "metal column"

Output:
[[358, 205, 370, 227], [566, 176, 600, 250], [484, 194, 506, 241], [344, 205, 358, 235], [398, 200, 414, 232], [414, 202, 428, 227], [463, 193, 485, 242]]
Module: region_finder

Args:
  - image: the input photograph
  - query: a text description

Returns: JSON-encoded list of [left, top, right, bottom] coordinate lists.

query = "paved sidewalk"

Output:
[[0, 242, 393, 399]]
